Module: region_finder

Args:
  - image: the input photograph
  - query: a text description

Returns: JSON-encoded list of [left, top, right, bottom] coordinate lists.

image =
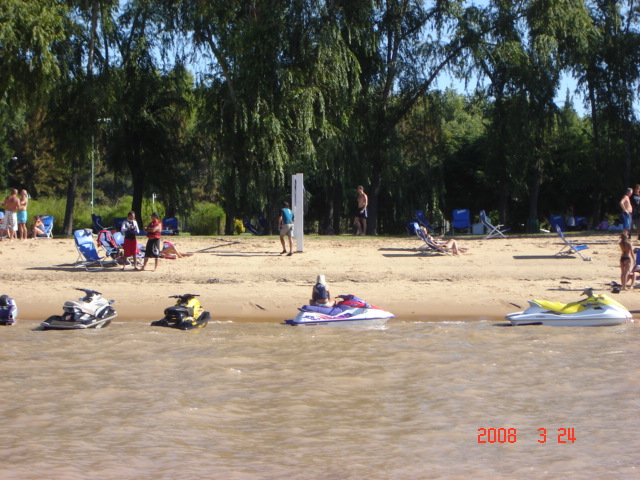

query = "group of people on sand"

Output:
[[277, 186, 469, 256], [119, 211, 191, 272], [616, 185, 640, 290], [618, 233, 640, 291], [0, 197, 191, 271], [0, 189, 43, 240]]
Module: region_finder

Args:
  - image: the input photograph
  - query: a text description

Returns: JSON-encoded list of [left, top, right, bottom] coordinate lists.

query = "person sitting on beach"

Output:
[[627, 248, 640, 289], [161, 240, 193, 259], [29, 215, 45, 238], [310, 275, 335, 307], [419, 226, 468, 255]]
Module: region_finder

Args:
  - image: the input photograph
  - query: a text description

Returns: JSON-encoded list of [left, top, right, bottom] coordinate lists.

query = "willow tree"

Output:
[[98, 0, 196, 222], [328, 0, 484, 234], [0, 0, 68, 190], [0, 0, 67, 104], [567, 0, 640, 222], [157, 0, 361, 233], [461, 0, 595, 231]]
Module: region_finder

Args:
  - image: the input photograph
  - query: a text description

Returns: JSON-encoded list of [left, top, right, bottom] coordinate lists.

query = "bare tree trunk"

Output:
[[62, 170, 78, 235], [527, 158, 541, 233], [332, 184, 342, 235], [366, 170, 381, 235]]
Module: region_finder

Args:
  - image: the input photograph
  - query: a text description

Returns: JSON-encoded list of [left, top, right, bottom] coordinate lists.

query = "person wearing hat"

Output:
[[141, 212, 163, 271], [310, 275, 335, 307]]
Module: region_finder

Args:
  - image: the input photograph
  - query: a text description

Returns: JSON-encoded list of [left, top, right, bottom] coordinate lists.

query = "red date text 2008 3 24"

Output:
[[477, 428, 576, 444]]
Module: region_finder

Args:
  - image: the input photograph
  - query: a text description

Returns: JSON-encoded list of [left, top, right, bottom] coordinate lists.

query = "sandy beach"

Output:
[[2, 232, 637, 323]]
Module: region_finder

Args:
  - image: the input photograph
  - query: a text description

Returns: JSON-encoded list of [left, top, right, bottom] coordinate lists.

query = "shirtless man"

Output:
[[2, 189, 20, 240], [17, 189, 28, 240], [620, 188, 633, 235], [354, 185, 368, 235]]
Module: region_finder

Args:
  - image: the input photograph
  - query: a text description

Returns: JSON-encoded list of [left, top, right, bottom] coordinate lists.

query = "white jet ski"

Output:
[[41, 288, 117, 330], [286, 295, 395, 326], [506, 288, 632, 326]]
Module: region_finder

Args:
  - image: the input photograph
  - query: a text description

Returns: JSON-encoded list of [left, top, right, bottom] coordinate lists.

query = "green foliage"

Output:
[[184, 202, 226, 236], [0, 0, 69, 105], [1, 0, 640, 237]]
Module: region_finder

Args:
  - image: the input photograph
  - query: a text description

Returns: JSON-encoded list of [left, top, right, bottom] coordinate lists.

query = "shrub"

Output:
[[184, 202, 226, 235]]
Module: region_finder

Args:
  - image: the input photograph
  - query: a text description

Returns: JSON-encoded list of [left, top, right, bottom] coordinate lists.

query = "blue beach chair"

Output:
[[451, 209, 471, 234], [414, 210, 443, 235], [73, 229, 118, 270], [40, 215, 54, 239], [555, 225, 591, 261], [413, 223, 452, 256], [162, 217, 179, 235]]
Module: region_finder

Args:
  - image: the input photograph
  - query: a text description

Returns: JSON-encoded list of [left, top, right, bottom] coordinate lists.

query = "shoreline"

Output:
[[3, 233, 638, 323]]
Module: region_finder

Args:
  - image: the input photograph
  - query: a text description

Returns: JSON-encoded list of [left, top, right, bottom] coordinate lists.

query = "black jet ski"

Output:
[[151, 294, 211, 330], [41, 288, 116, 330]]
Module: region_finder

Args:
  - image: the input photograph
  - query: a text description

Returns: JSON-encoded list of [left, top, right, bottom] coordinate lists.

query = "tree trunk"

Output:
[[224, 209, 236, 235], [62, 170, 78, 235], [498, 189, 508, 226], [527, 158, 541, 233], [587, 77, 602, 229], [332, 184, 342, 235], [366, 169, 382, 235], [131, 170, 145, 226]]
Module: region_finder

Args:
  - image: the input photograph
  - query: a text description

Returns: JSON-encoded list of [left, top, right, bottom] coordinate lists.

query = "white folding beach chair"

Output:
[[480, 210, 509, 239]]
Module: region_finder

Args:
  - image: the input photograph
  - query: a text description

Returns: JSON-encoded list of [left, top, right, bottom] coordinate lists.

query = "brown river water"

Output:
[[1, 319, 638, 479]]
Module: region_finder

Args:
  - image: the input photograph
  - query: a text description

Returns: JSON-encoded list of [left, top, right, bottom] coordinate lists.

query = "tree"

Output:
[[461, 0, 595, 231], [161, 0, 361, 234]]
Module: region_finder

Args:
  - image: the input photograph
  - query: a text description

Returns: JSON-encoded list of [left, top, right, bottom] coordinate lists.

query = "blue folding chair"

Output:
[[406, 220, 420, 236], [162, 217, 179, 235], [550, 215, 566, 232], [113, 217, 126, 233], [451, 209, 471, 234], [414, 223, 452, 256], [73, 229, 118, 270], [414, 210, 443, 235], [555, 225, 591, 261], [41, 215, 54, 238]]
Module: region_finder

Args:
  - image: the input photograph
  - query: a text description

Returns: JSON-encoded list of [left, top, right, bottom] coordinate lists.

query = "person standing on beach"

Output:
[[631, 184, 640, 240], [121, 211, 140, 270], [278, 201, 295, 256], [141, 212, 162, 271], [620, 188, 633, 235], [354, 185, 368, 235], [619, 233, 634, 290], [2, 189, 20, 240], [17, 189, 28, 240]]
